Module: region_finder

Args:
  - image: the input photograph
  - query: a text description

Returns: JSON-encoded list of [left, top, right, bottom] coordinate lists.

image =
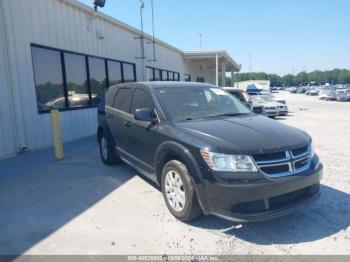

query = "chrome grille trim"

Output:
[[254, 151, 291, 165], [291, 145, 311, 158], [253, 145, 312, 177]]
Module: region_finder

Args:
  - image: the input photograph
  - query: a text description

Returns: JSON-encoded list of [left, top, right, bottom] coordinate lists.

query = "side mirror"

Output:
[[134, 108, 158, 123]]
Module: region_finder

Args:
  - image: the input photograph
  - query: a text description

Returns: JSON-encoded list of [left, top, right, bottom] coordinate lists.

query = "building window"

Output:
[[30, 44, 136, 113], [31, 46, 66, 111], [123, 63, 136, 82], [154, 69, 161, 81], [146, 67, 154, 81], [64, 53, 90, 108], [147, 67, 179, 82], [108, 60, 122, 86], [184, 74, 191, 82], [197, 77, 205, 83], [161, 70, 168, 81], [88, 57, 107, 105], [168, 71, 174, 81]]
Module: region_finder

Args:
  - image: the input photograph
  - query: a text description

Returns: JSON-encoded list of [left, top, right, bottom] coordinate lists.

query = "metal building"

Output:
[[0, 0, 240, 159]]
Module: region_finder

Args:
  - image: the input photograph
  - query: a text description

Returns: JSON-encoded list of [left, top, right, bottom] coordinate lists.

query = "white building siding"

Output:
[[0, 0, 189, 158], [0, 0, 239, 159], [0, 6, 17, 158]]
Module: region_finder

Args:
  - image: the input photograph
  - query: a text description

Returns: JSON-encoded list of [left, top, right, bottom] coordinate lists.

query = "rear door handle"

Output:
[[107, 113, 114, 119], [124, 121, 132, 127]]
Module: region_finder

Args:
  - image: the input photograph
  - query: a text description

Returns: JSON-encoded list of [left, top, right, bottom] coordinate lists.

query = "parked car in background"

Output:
[[223, 88, 252, 109], [97, 82, 322, 222], [305, 89, 319, 96], [261, 92, 287, 104], [336, 90, 350, 101], [246, 84, 262, 96], [289, 87, 298, 93], [319, 91, 337, 101], [251, 103, 267, 116], [224, 88, 267, 116], [251, 95, 279, 117], [251, 94, 288, 116], [296, 87, 307, 94]]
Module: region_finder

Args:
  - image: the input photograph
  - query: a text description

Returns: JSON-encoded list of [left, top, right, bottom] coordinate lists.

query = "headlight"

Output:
[[200, 149, 257, 172]]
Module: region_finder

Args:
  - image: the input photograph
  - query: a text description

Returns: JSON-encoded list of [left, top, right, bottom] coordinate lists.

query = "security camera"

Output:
[[93, 0, 106, 11]]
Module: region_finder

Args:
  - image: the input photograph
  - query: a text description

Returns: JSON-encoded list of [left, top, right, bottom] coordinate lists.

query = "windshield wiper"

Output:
[[207, 112, 250, 118]]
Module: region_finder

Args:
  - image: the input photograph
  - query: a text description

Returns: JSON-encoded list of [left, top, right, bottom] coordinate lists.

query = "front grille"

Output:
[[252, 151, 286, 162], [269, 187, 310, 210], [294, 157, 309, 170], [231, 199, 265, 214], [253, 145, 312, 177], [292, 145, 308, 157], [260, 164, 290, 175]]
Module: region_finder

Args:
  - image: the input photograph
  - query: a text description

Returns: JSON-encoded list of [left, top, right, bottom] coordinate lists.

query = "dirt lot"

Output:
[[0, 92, 349, 255]]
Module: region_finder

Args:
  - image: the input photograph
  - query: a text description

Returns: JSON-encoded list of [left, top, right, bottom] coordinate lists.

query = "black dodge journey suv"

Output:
[[97, 82, 322, 222]]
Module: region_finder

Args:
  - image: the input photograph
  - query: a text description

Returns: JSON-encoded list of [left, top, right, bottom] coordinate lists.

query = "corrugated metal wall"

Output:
[[0, 3, 17, 158], [0, 0, 191, 158]]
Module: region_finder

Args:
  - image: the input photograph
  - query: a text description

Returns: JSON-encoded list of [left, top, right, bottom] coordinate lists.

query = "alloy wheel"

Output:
[[164, 170, 186, 212], [100, 136, 109, 160]]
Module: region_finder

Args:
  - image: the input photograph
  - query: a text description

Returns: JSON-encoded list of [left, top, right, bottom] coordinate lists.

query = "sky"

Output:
[[78, 0, 350, 76]]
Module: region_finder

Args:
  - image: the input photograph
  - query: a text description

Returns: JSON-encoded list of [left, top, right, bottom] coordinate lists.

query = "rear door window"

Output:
[[113, 88, 133, 113]]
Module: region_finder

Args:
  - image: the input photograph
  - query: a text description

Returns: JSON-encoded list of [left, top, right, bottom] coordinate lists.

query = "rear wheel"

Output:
[[161, 160, 202, 222], [98, 132, 120, 165]]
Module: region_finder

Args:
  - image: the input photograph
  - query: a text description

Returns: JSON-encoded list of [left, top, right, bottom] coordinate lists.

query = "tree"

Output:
[[269, 74, 283, 87], [294, 71, 308, 86], [234, 68, 350, 87], [282, 74, 295, 87], [338, 70, 350, 84]]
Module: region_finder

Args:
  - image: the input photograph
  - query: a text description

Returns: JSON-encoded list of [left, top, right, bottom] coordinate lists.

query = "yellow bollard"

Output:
[[50, 109, 64, 160]]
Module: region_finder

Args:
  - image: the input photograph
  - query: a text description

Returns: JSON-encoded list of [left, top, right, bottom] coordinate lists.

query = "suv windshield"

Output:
[[153, 86, 251, 122]]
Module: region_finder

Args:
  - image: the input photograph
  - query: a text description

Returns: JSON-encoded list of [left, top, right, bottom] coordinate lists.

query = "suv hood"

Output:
[[172, 115, 310, 155]]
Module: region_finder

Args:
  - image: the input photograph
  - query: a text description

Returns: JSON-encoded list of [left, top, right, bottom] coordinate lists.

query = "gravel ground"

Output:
[[0, 92, 349, 255]]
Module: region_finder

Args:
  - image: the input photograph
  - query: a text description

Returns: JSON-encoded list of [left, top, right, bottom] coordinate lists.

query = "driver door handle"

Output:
[[124, 120, 132, 127]]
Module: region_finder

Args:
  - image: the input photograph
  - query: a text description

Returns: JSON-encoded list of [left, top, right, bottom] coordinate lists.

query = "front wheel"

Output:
[[161, 160, 202, 222]]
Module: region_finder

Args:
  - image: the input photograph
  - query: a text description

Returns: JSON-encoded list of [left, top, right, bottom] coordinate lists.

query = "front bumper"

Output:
[[265, 110, 279, 117], [278, 109, 288, 116], [278, 109, 289, 115], [196, 161, 323, 222]]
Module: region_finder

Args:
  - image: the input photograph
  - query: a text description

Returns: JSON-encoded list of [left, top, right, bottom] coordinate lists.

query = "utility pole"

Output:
[[137, 0, 145, 81], [199, 32, 202, 49], [249, 52, 252, 80], [150, 0, 156, 61]]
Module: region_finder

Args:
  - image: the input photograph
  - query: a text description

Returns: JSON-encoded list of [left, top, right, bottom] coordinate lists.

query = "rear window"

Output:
[[113, 88, 133, 113]]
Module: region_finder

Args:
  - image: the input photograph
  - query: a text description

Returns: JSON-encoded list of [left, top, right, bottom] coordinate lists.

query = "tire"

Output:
[[98, 131, 120, 165], [161, 160, 202, 222]]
